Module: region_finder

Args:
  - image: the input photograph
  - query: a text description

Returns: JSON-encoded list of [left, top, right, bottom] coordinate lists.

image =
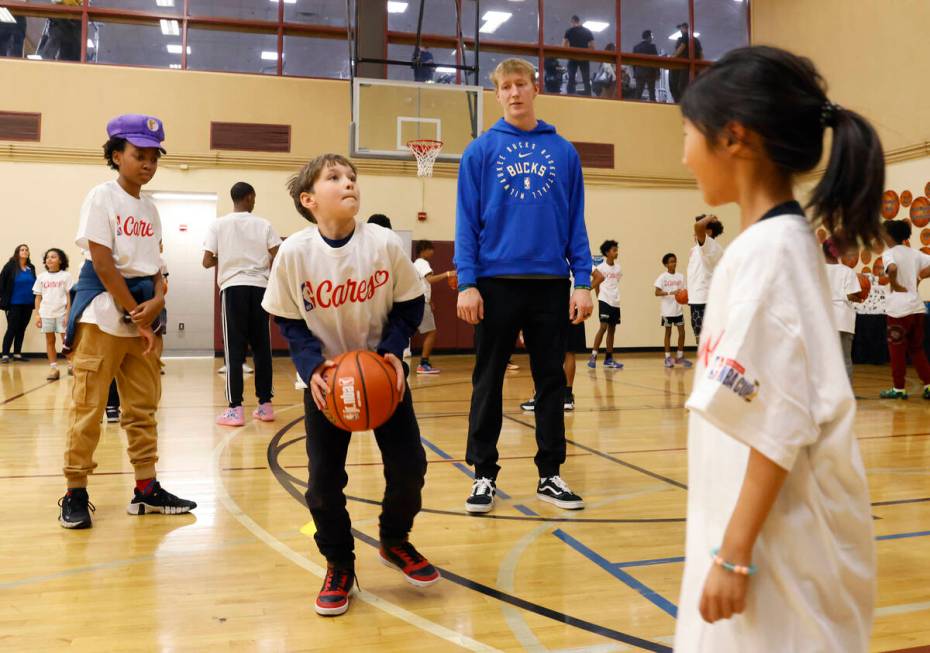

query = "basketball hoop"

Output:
[[407, 139, 444, 177]]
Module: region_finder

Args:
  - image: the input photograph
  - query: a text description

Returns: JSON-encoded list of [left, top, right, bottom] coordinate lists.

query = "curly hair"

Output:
[[43, 248, 69, 271]]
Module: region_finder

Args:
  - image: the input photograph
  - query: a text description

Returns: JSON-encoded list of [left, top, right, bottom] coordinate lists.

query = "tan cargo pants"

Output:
[[63, 323, 162, 488]]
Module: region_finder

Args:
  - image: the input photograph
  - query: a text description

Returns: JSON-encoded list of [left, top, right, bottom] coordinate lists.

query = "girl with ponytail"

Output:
[[673, 46, 878, 652]]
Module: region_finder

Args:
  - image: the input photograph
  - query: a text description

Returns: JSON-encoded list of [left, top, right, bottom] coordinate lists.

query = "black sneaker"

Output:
[[520, 396, 536, 411], [105, 406, 120, 423], [315, 566, 356, 616], [379, 541, 441, 587], [564, 392, 575, 411], [536, 475, 585, 510], [465, 477, 496, 514], [127, 481, 197, 515], [59, 488, 95, 529]]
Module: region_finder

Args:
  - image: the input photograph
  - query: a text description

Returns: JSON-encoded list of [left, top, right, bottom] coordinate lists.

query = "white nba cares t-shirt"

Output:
[[654, 271, 685, 317], [75, 180, 163, 337], [882, 244, 930, 318], [594, 260, 622, 307], [262, 221, 423, 360], [687, 235, 724, 304], [674, 212, 874, 653], [824, 262, 861, 334], [413, 257, 433, 302], [32, 271, 73, 319], [203, 212, 282, 291]]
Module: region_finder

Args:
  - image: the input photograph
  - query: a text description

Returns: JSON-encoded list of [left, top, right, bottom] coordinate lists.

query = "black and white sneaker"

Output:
[[127, 481, 197, 515], [465, 477, 496, 513], [520, 396, 536, 411], [536, 475, 584, 510], [59, 488, 95, 529], [563, 392, 575, 411]]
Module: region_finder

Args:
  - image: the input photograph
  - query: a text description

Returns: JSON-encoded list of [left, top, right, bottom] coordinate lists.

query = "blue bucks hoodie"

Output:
[[454, 118, 591, 288]]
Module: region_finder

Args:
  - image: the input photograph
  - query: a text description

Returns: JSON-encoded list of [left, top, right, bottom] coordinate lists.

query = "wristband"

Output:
[[574, 285, 592, 291], [458, 283, 477, 292], [710, 548, 757, 576]]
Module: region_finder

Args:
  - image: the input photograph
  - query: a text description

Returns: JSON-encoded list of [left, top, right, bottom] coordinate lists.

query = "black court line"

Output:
[[269, 431, 685, 525], [502, 414, 689, 491], [0, 380, 55, 405], [263, 420, 672, 652], [872, 496, 930, 507]]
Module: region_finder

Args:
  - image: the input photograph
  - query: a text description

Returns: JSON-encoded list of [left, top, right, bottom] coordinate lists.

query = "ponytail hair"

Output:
[[681, 45, 884, 248]]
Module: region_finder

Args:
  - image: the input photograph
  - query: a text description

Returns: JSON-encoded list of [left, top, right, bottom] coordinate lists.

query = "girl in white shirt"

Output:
[[822, 238, 863, 380], [33, 248, 73, 380], [673, 46, 883, 652]]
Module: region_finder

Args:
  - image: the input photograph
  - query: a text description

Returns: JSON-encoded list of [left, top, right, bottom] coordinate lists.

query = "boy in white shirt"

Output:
[[822, 239, 862, 380], [59, 114, 196, 530], [654, 253, 691, 367], [879, 219, 930, 399], [33, 248, 73, 380], [203, 181, 282, 426], [263, 154, 439, 617], [686, 214, 725, 339], [411, 239, 454, 375], [589, 239, 623, 369]]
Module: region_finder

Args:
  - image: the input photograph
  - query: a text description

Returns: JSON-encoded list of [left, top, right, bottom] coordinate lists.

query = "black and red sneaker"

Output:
[[378, 541, 441, 587], [315, 566, 355, 616]]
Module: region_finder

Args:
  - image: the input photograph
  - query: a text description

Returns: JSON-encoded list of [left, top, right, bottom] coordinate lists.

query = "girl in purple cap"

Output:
[[58, 114, 196, 529]]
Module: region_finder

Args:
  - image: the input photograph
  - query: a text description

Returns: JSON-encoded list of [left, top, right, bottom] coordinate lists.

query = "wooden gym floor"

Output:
[[0, 353, 928, 652]]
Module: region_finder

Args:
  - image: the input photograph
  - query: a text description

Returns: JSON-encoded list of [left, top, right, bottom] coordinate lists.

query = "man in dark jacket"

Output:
[[632, 30, 659, 102]]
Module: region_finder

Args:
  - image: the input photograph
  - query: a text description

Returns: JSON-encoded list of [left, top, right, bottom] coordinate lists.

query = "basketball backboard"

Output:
[[350, 78, 483, 162]]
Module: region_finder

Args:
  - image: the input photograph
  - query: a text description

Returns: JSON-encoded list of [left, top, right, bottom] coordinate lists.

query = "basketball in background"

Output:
[[675, 289, 689, 305], [322, 351, 401, 432], [856, 274, 871, 301]]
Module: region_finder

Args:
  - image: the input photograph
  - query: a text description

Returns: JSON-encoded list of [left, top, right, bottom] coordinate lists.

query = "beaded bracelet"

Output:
[[710, 548, 757, 576]]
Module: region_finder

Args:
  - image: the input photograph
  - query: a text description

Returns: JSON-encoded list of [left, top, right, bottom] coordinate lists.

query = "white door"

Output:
[[149, 192, 217, 354]]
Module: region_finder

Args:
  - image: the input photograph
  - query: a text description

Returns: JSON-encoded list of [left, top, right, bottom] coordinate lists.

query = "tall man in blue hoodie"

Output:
[[455, 58, 593, 514]]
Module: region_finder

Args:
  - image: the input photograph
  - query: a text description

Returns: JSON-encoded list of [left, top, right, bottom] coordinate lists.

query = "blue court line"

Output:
[[513, 504, 540, 516], [420, 436, 511, 499], [614, 556, 686, 569], [553, 529, 678, 618], [876, 529, 930, 541]]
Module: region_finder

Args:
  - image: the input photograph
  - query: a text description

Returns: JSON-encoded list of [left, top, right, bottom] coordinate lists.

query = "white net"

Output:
[[407, 139, 444, 177]]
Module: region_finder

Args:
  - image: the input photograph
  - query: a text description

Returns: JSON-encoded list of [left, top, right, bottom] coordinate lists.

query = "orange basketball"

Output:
[[856, 274, 871, 301], [922, 247, 930, 256], [861, 266, 871, 275], [675, 288, 689, 305], [879, 275, 889, 286], [322, 350, 401, 432], [841, 251, 859, 268], [901, 190, 913, 208], [447, 270, 458, 290], [815, 227, 828, 244], [910, 196, 930, 228], [860, 249, 872, 265], [921, 229, 930, 246], [882, 190, 900, 220]]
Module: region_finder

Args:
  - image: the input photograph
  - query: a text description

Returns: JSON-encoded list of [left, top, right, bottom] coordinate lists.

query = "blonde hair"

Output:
[[489, 58, 537, 89], [286, 153, 357, 223]]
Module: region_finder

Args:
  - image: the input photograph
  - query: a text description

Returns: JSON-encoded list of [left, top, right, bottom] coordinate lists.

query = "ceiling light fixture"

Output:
[[387, 2, 408, 13], [166, 44, 191, 54], [160, 19, 180, 36], [479, 11, 511, 34], [583, 21, 609, 33], [668, 30, 700, 40], [0, 8, 16, 23], [155, 0, 175, 7]]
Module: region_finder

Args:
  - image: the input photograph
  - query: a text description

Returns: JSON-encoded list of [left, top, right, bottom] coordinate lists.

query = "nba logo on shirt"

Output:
[[302, 281, 315, 312]]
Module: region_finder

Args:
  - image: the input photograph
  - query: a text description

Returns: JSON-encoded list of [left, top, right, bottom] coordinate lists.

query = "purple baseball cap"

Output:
[[106, 114, 167, 153]]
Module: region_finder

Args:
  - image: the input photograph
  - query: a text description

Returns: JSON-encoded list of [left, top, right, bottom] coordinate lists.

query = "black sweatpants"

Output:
[[221, 285, 273, 407], [3, 304, 32, 356], [303, 381, 427, 567], [466, 278, 569, 480]]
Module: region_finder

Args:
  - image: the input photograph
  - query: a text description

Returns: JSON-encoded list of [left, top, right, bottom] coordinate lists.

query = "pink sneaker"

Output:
[[216, 406, 245, 427], [252, 402, 275, 422]]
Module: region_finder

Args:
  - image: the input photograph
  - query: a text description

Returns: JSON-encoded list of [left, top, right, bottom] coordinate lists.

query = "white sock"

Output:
[[677, 350, 684, 359], [664, 352, 671, 359], [50, 362, 57, 368]]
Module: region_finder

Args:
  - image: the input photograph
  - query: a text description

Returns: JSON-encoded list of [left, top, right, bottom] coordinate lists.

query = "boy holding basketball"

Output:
[[262, 153, 438, 617], [655, 253, 691, 367]]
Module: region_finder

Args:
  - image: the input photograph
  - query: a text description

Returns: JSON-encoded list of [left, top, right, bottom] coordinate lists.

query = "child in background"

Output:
[[822, 238, 862, 380], [589, 239, 623, 369], [33, 248, 73, 380], [654, 253, 691, 368]]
